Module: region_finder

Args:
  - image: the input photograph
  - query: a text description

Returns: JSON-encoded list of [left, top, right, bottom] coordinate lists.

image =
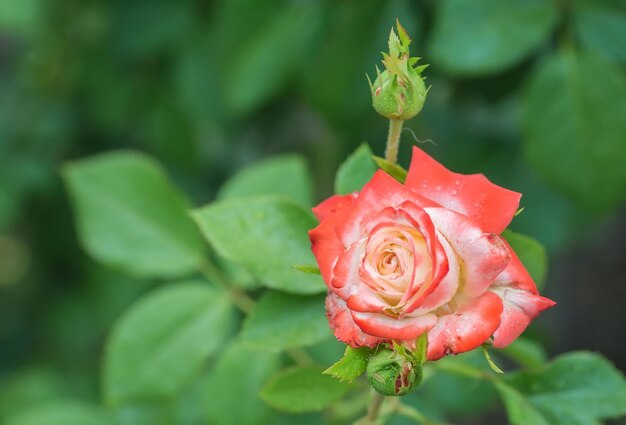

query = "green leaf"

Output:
[[218, 155, 313, 207], [372, 155, 407, 183], [504, 351, 626, 423], [428, 0, 558, 75], [260, 366, 353, 413], [203, 340, 281, 425], [495, 381, 551, 425], [7, 401, 111, 425], [502, 229, 548, 290], [293, 265, 321, 275], [0, 0, 41, 36], [240, 291, 330, 352], [62, 151, 206, 278], [335, 144, 378, 194], [103, 282, 234, 405], [524, 51, 626, 211], [324, 346, 372, 383], [192, 197, 325, 294], [497, 337, 548, 369], [573, 0, 626, 63]]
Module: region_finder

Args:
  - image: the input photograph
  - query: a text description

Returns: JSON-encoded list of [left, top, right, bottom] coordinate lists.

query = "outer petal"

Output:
[[330, 240, 365, 300], [426, 207, 510, 299], [326, 292, 382, 347], [309, 214, 345, 286], [351, 310, 437, 340], [490, 287, 556, 348], [405, 146, 521, 234], [427, 291, 504, 361], [312, 193, 357, 222]]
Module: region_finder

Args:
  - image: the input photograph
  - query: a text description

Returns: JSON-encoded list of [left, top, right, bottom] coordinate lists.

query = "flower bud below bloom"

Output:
[[366, 347, 423, 396], [369, 20, 428, 121]]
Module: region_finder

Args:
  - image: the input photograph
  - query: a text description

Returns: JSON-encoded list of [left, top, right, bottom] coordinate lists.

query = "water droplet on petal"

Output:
[[435, 185, 442, 191], [450, 189, 458, 196], [454, 180, 461, 186]]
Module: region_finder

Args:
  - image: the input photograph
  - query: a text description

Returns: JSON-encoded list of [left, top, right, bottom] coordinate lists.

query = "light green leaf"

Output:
[[372, 155, 407, 183], [505, 351, 626, 422], [495, 381, 551, 425], [573, 0, 626, 63], [428, 0, 558, 75], [218, 155, 313, 207], [62, 151, 206, 278], [260, 366, 353, 413], [0, 0, 41, 36], [502, 229, 548, 290], [7, 401, 110, 425], [335, 144, 378, 195], [241, 291, 329, 352], [192, 197, 325, 294], [497, 337, 548, 369], [324, 346, 372, 383], [103, 282, 234, 405], [523, 51, 626, 210], [203, 340, 281, 425]]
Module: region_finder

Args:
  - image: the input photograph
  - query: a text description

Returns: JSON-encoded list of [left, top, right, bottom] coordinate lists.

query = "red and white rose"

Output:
[[309, 147, 555, 360]]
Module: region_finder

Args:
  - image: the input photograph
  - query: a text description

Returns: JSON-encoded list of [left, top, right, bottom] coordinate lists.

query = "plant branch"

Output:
[[384, 119, 404, 164]]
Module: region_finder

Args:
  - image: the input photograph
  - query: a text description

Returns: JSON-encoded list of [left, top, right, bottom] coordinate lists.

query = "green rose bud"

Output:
[[368, 20, 428, 121], [366, 347, 423, 396]]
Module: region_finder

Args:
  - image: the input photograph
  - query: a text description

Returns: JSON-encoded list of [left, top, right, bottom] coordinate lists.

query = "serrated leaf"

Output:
[[429, 0, 558, 75], [504, 351, 626, 423], [260, 366, 353, 413], [103, 282, 234, 405], [502, 229, 548, 291], [62, 151, 206, 278], [524, 51, 626, 210], [372, 155, 407, 183], [573, 0, 626, 63], [192, 197, 325, 294], [7, 401, 111, 425], [240, 291, 329, 352], [335, 144, 378, 195], [324, 346, 373, 383], [203, 340, 281, 425], [218, 155, 313, 207]]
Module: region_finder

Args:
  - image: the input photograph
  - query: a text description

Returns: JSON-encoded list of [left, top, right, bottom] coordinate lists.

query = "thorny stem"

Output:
[[384, 119, 404, 164]]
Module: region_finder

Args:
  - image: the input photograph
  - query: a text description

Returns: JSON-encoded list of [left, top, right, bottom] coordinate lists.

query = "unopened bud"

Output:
[[366, 347, 423, 396]]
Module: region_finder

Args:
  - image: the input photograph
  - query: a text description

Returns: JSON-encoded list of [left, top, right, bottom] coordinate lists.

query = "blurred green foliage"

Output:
[[1, 0, 625, 424]]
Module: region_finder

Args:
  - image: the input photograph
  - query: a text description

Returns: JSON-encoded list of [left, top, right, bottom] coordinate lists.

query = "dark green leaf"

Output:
[[573, 0, 626, 63], [62, 151, 206, 278], [241, 291, 329, 352], [372, 155, 407, 183], [429, 0, 558, 75], [203, 340, 281, 425], [103, 282, 235, 405], [193, 197, 325, 294], [502, 229, 548, 290], [260, 366, 353, 413], [335, 144, 377, 195], [495, 381, 551, 425], [496, 337, 548, 369], [7, 401, 111, 425], [218, 155, 313, 207], [324, 346, 372, 383], [524, 51, 626, 210]]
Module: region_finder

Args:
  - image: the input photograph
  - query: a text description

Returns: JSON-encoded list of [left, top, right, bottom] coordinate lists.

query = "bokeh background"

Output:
[[1, 0, 625, 424]]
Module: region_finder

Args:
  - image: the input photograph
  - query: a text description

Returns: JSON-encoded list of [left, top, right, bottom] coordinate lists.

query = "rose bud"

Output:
[[366, 347, 423, 396], [368, 20, 428, 121], [309, 147, 555, 361]]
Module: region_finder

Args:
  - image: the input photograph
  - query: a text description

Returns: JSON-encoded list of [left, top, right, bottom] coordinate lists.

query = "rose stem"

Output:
[[384, 119, 404, 165], [366, 392, 386, 424]]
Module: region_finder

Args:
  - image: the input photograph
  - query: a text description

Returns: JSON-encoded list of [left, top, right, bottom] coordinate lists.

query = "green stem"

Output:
[[384, 119, 404, 164], [198, 260, 255, 313], [366, 392, 386, 424], [395, 403, 452, 425]]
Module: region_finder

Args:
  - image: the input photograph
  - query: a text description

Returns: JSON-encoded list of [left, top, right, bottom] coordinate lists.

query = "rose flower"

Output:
[[309, 147, 555, 360]]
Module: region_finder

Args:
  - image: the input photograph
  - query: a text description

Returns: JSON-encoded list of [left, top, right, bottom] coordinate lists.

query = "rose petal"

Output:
[[309, 214, 345, 286], [491, 287, 556, 348], [405, 146, 521, 234], [351, 310, 438, 340], [330, 240, 365, 300], [326, 292, 382, 348], [312, 193, 358, 222], [493, 240, 539, 294], [427, 291, 504, 361], [426, 207, 510, 299]]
